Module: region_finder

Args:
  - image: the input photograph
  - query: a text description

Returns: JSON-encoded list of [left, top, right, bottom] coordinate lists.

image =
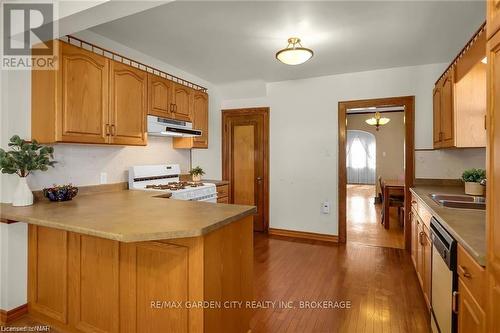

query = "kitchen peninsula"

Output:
[[0, 189, 256, 333]]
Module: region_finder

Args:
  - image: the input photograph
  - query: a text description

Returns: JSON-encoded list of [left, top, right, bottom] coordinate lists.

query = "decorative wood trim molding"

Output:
[[0, 304, 28, 324], [268, 228, 339, 243]]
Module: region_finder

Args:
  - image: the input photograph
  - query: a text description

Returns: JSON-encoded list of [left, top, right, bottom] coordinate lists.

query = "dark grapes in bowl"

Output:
[[43, 184, 78, 202]]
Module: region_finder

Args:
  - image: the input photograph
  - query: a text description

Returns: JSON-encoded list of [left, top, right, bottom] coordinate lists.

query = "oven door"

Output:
[[431, 246, 454, 333]]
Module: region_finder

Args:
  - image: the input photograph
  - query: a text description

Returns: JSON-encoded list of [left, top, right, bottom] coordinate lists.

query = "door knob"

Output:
[[256, 177, 262, 182]]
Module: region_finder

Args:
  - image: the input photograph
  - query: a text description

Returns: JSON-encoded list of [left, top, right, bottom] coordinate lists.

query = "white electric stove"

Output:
[[128, 164, 217, 203]]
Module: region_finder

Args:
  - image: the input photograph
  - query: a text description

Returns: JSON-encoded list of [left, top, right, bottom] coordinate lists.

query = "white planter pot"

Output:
[[464, 182, 485, 196], [192, 174, 202, 182], [12, 177, 34, 206]]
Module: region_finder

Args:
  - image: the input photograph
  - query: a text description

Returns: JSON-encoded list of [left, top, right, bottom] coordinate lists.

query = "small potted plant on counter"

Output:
[[462, 168, 486, 196], [190, 166, 205, 183], [0, 135, 56, 206]]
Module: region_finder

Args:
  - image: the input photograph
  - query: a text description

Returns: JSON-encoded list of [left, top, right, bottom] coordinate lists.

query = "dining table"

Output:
[[382, 179, 405, 229]]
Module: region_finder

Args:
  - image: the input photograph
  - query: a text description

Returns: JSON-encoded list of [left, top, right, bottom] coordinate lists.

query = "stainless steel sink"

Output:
[[430, 194, 485, 210]]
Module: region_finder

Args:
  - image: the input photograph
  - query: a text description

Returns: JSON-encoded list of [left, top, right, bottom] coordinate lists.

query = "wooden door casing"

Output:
[[172, 84, 193, 122], [59, 42, 109, 144], [148, 73, 173, 119], [109, 61, 147, 146], [222, 108, 269, 232]]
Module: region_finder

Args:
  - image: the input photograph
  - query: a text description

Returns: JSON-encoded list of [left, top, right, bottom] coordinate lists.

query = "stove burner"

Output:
[[145, 181, 204, 191]]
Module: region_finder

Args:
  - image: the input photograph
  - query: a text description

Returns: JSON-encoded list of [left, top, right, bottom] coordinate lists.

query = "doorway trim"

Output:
[[338, 96, 415, 251], [222, 107, 270, 231]]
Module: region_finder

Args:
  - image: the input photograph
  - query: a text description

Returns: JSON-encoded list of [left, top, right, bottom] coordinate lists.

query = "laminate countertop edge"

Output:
[[0, 190, 257, 243], [410, 187, 486, 266], [0, 206, 257, 242]]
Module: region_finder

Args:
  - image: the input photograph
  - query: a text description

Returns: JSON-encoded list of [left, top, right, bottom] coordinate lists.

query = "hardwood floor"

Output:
[[251, 233, 430, 333], [347, 184, 405, 249], [4, 234, 429, 333]]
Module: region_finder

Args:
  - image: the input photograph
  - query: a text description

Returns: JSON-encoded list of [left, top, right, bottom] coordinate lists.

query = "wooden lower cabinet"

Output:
[[458, 278, 486, 333], [410, 203, 431, 311], [27, 217, 253, 333]]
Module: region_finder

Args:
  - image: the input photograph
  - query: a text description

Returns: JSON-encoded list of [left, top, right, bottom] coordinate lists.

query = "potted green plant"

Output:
[[0, 135, 56, 206], [462, 168, 486, 196], [189, 166, 205, 182]]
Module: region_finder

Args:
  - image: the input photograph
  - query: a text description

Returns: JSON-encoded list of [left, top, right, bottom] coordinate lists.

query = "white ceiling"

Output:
[[89, 1, 485, 84]]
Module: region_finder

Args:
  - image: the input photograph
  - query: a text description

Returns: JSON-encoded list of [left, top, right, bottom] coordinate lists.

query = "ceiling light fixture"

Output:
[[365, 112, 390, 131], [276, 37, 313, 65], [482, 56, 488, 64]]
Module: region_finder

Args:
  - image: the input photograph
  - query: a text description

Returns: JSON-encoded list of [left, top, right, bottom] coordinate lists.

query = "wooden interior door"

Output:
[[59, 42, 109, 144], [222, 108, 269, 232], [109, 61, 147, 146]]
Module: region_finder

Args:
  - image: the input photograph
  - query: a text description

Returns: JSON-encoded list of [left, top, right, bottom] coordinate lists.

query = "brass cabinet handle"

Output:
[[170, 103, 175, 112], [411, 200, 417, 204], [459, 265, 472, 278], [419, 231, 425, 245], [111, 124, 116, 136], [105, 124, 110, 136], [452, 291, 459, 314]]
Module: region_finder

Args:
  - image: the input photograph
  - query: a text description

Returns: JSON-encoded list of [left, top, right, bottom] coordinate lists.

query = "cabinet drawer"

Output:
[[217, 197, 229, 204], [457, 244, 486, 308], [216, 184, 229, 199]]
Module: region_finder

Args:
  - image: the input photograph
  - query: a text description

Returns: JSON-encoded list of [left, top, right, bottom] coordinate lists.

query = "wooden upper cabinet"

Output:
[[173, 91, 209, 149], [148, 73, 173, 118], [488, 0, 500, 40], [433, 86, 442, 148], [60, 43, 109, 144], [32, 41, 110, 144], [109, 61, 147, 146], [32, 41, 148, 146], [440, 71, 455, 148], [432, 25, 487, 149], [192, 92, 209, 148], [172, 83, 193, 122]]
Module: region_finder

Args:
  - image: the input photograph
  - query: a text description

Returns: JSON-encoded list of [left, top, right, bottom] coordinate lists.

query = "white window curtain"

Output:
[[346, 130, 376, 184]]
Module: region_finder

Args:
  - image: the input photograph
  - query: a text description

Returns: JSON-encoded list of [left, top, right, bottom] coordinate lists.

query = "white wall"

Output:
[[0, 29, 222, 311], [218, 63, 486, 236]]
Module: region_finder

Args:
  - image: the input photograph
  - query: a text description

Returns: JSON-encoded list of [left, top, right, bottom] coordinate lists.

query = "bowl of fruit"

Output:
[[42, 184, 78, 202]]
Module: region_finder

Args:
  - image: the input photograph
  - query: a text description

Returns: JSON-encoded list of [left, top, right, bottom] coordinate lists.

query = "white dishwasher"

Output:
[[430, 217, 458, 333]]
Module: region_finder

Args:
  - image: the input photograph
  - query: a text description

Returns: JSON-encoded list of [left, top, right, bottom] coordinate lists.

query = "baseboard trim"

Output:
[[268, 228, 338, 243], [0, 304, 28, 324]]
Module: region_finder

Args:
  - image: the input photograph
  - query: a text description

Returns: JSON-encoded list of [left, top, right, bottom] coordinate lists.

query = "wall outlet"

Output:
[[100, 172, 108, 184], [321, 201, 330, 214]]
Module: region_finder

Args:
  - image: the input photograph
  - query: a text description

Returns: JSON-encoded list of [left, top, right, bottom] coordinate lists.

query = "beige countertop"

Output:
[[410, 185, 486, 266], [0, 190, 256, 242]]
